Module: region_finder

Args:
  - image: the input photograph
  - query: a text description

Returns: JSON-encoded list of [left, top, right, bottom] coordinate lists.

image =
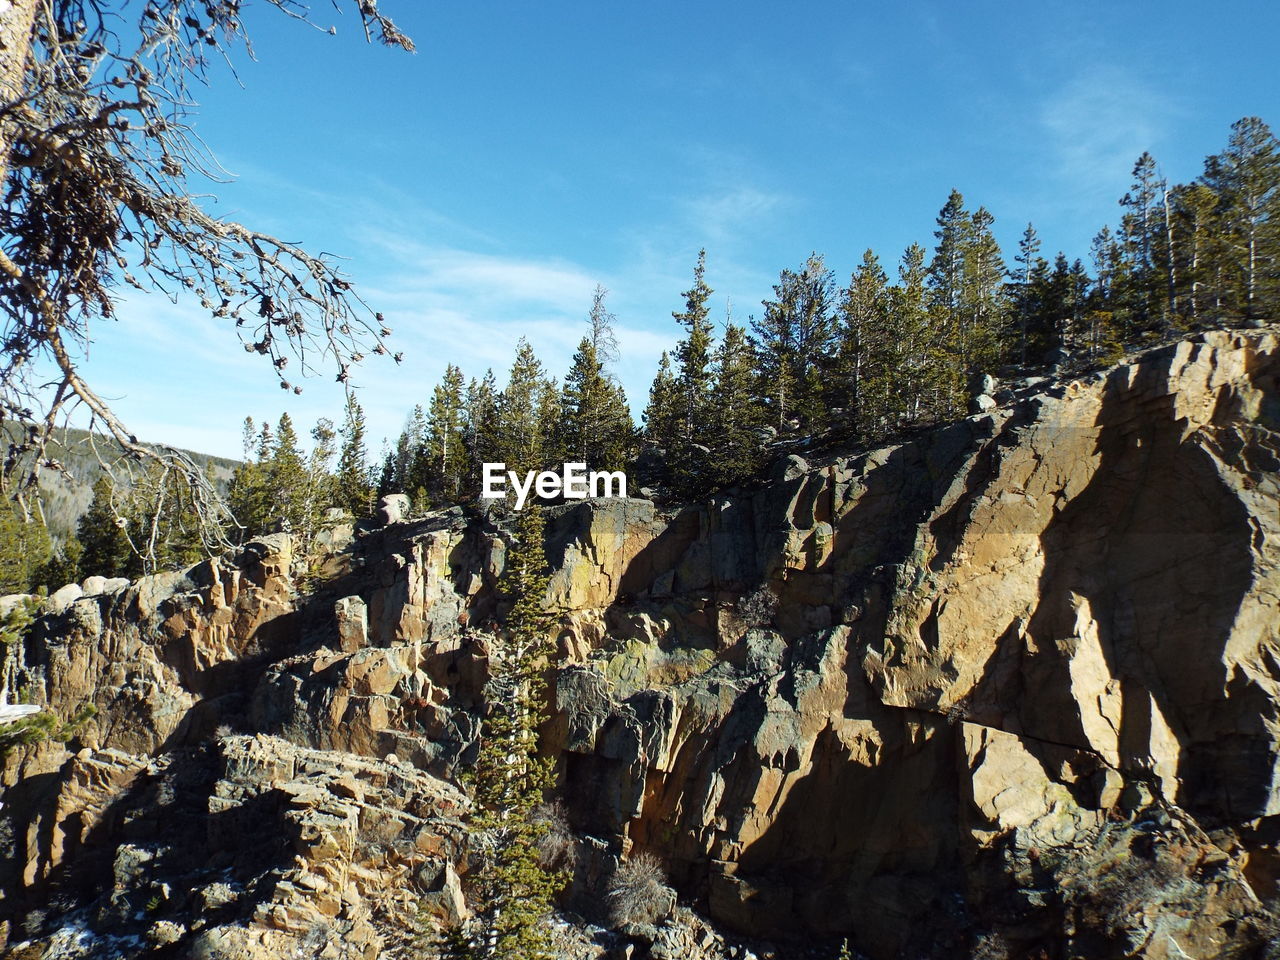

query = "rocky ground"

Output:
[[3, 329, 1280, 958]]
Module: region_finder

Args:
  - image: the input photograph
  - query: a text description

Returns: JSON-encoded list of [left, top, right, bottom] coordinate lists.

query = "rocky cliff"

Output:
[[4, 329, 1280, 959]]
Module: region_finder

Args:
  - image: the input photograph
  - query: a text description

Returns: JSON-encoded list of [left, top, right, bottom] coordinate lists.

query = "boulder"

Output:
[[375, 493, 410, 526]]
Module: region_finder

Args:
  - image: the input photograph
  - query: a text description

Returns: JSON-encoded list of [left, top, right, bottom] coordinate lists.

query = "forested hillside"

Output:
[[6, 116, 1276, 601], [377, 115, 1280, 502], [0, 424, 238, 594]]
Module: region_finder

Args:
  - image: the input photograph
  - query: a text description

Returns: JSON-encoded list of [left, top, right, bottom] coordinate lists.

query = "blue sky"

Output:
[[83, 1, 1280, 460]]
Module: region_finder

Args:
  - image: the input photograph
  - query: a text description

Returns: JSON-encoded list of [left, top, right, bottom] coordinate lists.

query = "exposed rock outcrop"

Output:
[[3, 329, 1280, 958]]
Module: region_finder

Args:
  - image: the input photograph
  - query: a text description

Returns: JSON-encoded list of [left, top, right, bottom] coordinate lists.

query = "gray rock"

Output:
[[375, 493, 410, 526], [419, 861, 468, 924], [0, 704, 41, 725], [970, 372, 998, 396], [969, 394, 997, 414], [0, 594, 35, 618], [80, 576, 130, 597], [780, 454, 808, 481], [44, 582, 83, 614], [334, 595, 368, 652]]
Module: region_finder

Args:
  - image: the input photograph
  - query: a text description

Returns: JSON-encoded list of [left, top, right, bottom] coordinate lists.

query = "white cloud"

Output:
[[684, 186, 788, 247], [1040, 66, 1175, 205]]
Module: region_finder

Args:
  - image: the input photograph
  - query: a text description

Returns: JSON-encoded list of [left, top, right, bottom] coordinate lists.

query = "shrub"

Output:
[[607, 851, 673, 928], [531, 800, 576, 872], [736, 584, 779, 628]]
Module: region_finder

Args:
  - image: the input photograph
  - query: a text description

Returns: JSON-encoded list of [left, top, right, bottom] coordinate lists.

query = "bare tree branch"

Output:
[[0, 0, 412, 558]]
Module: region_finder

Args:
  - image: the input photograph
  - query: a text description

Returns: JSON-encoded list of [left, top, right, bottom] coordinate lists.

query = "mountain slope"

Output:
[[2, 423, 240, 541]]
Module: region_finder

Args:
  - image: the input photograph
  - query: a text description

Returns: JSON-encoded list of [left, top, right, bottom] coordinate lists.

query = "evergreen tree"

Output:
[[306, 417, 337, 528], [751, 253, 836, 427], [427, 366, 468, 505], [77, 476, 130, 578], [1201, 116, 1280, 322], [0, 502, 52, 593], [1013, 223, 1044, 366], [463, 370, 501, 498], [123, 461, 206, 576], [335, 395, 373, 518], [228, 420, 274, 540], [536, 378, 564, 471], [707, 322, 764, 486], [929, 189, 971, 338], [672, 250, 715, 441], [643, 352, 681, 453], [559, 288, 633, 473], [1089, 224, 1130, 343], [964, 206, 1008, 370], [497, 341, 555, 480], [928, 190, 1007, 391], [37, 535, 83, 591], [388, 404, 430, 500], [461, 504, 563, 958], [266, 413, 310, 534], [1171, 183, 1221, 327], [885, 243, 938, 425], [560, 337, 634, 472], [1117, 151, 1169, 335], [833, 249, 890, 438]]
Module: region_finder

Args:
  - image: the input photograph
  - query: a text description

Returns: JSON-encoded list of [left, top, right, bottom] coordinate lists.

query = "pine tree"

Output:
[[535, 378, 564, 471], [929, 189, 971, 341], [884, 243, 937, 426], [463, 370, 501, 498], [643, 352, 681, 453], [707, 322, 764, 486], [77, 475, 130, 578], [964, 206, 1008, 370], [1117, 152, 1168, 335], [1201, 117, 1280, 322], [228, 419, 274, 540], [266, 413, 310, 534], [560, 337, 634, 473], [333, 395, 373, 519], [672, 250, 715, 442], [122, 461, 206, 575], [1089, 224, 1130, 343], [389, 404, 430, 499], [0, 502, 52, 593], [833, 249, 890, 438], [1171, 183, 1220, 327], [461, 505, 563, 958], [558, 288, 633, 472], [37, 535, 83, 591], [306, 416, 337, 528], [427, 365, 468, 504], [1013, 223, 1044, 366], [497, 341, 554, 481], [751, 253, 836, 427], [928, 190, 1007, 394]]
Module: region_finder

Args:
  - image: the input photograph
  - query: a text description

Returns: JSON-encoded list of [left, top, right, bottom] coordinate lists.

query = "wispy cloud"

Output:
[[684, 186, 788, 248], [1040, 66, 1175, 206]]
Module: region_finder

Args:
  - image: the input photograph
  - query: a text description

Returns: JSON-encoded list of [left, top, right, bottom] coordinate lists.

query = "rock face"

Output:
[[4, 330, 1280, 958]]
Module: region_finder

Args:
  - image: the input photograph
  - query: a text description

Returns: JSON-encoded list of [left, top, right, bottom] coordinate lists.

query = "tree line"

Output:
[[395, 115, 1280, 501], [3, 115, 1276, 592]]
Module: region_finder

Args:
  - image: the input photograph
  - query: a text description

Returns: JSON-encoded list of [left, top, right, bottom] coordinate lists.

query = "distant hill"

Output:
[[3, 422, 241, 542]]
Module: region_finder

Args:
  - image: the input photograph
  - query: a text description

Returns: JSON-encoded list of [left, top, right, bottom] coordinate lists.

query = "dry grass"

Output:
[[607, 851, 673, 928]]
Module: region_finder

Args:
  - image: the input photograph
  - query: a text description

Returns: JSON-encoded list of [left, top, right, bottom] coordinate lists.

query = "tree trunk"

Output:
[[0, 0, 38, 184]]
